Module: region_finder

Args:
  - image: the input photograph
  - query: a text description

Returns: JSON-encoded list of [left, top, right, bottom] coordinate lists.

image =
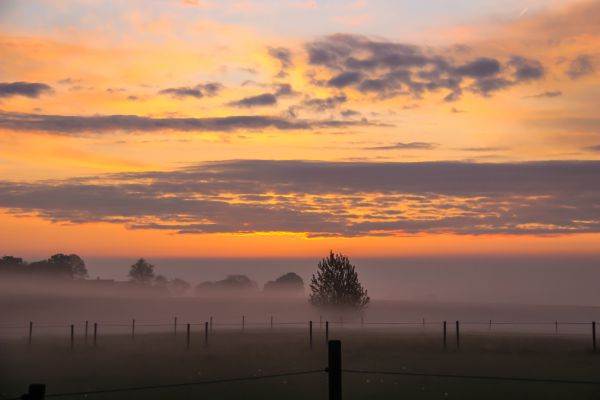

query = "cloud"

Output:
[[228, 93, 278, 107], [0, 160, 598, 237], [305, 34, 546, 100], [301, 93, 347, 111], [525, 91, 562, 99], [584, 144, 600, 152], [0, 111, 372, 135], [158, 82, 223, 99], [567, 55, 595, 80], [268, 46, 293, 77], [364, 142, 437, 150], [0, 82, 53, 98]]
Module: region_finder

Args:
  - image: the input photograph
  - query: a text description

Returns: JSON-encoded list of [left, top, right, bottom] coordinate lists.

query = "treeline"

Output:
[[0, 254, 87, 279]]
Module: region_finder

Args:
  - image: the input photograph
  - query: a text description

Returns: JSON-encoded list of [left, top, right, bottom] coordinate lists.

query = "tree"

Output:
[[169, 278, 191, 295], [128, 258, 155, 284], [0, 256, 27, 274], [309, 251, 369, 309], [154, 274, 168, 288], [264, 272, 304, 293], [48, 254, 88, 279]]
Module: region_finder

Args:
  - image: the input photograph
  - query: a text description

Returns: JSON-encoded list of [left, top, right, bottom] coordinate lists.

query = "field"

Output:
[[2, 326, 600, 400]]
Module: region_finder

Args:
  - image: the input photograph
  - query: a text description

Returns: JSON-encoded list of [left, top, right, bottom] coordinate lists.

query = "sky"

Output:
[[0, 0, 599, 260]]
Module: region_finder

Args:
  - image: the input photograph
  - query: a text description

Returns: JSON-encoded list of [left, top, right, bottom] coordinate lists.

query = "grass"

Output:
[[1, 326, 600, 399]]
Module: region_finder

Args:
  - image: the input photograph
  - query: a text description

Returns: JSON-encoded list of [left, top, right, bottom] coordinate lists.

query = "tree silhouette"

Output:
[[128, 258, 155, 284], [309, 251, 369, 309]]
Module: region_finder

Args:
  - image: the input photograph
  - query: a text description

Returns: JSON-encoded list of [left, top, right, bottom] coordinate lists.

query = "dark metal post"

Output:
[[309, 320, 313, 349], [204, 322, 209, 347], [443, 321, 447, 350], [70, 324, 74, 351], [593, 321, 597, 352], [131, 319, 135, 340], [84, 320, 88, 344], [93, 323, 97, 346], [422, 317, 425, 329], [28, 321, 33, 345], [555, 320, 558, 335], [456, 321, 460, 349], [186, 323, 191, 349], [326, 321, 329, 342], [24, 384, 46, 400], [328, 340, 342, 400]]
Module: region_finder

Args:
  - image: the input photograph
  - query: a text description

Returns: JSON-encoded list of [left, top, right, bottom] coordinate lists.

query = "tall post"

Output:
[[489, 319, 492, 332], [555, 320, 558, 335], [174, 317, 178, 336], [204, 321, 209, 348], [326, 321, 329, 342], [28, 321, 33, 345], [270, 315, 274, 329], [131, 319, 136, 340], [328, 340, 342, 400], [242, 315, 245, 331], [309, 320, 313, 349], [443, 321, 447, 350], [422, 317, 425, 329], [593, 321, 597, 352], [93, 323, 97, 347], [455, 321, 460, 349], [84, 320, 89, 344], [24, 384, 45, 400], [186, 323, 191, 349], [70, 324, 74, 351]]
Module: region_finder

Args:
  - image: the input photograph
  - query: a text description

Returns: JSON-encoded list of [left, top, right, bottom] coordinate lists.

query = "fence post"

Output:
[[328, 340, 342, 400], [271, 315, 274, 329], [131, 319, 135, 340], [28, 321, 33, 345], [593, 321, 597, 352], [84, 320, 88, 344], [443, 321, 447, 350], [242, 315, 245, 331], [455, 321, 460, 349], [309, 321, 313, 349], [205, 322, 209, 347], [186, 323, 191, 349], [174, 317, 178, 336], [489, 319, 492, 332], [24, 384, 45, 400], [555, 320, 558, 335], [422, 317, 425, 329], [70, 324, 74, 351], [93, 323, 97, 347], [326, 321, 329, 342]]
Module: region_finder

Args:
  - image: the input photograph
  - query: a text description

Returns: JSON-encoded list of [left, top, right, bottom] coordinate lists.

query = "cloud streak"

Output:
[[0, 160, 598, 237], [0, 82, 53, 98]]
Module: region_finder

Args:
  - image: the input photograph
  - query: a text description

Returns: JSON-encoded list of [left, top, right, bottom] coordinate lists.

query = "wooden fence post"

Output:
[[186, 323, 191, 349], [489, 319, 492, 332], [205, 322, 209, 347], [443, 321, 447, 350], [555, 320, 558, 335], [456, 321, 460, 349], [131, 319, 135, 340], [93, 323, 97, 347], [593, 321, 597, 352], [24, 384, 45, 400], [422, 317, 425, 329], [28, 321, 33, 345], [84, 320, 88, 344], [70, 324, 74, 351], [325, 321, 329, 342], [174, 317, 178, 336], [309, 321, 313, 349], [328, 340, 342, 400], [242, 315, 245, 331]]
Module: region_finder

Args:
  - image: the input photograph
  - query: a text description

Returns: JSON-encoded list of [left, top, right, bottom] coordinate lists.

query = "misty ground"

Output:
[[1, 327, 600, 399]]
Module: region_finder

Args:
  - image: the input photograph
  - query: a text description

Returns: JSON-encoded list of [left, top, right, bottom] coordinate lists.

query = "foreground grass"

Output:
[[1, 327, 599, 399]]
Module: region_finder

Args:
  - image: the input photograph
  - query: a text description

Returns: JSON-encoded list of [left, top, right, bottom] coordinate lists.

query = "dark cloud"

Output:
[[228, 93, 278, 108], [0, 82, 53, 98], [525, 91, 562, 99], [302, 94, 347, 111], [365, 142, 437, 150], [327, 71, 363, 88], [584, 144, 600, 152], [567, 55, 595, 79], [0, 160, 597, 237], [305, 34, 545, 101], [0, 111, 371, 135], [158, 82, 223, 99], [268, 46, 293, 77]]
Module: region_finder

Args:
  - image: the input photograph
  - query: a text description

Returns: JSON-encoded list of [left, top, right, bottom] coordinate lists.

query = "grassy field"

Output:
[[1, 327, 600, 399]]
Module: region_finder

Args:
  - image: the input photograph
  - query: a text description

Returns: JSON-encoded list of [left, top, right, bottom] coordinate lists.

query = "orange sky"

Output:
[[0, 0, 599, 258]]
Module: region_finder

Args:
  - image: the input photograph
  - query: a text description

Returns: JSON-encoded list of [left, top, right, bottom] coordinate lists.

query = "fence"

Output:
[[12, 340, 600, 400], [2, 316, 597, 352]]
